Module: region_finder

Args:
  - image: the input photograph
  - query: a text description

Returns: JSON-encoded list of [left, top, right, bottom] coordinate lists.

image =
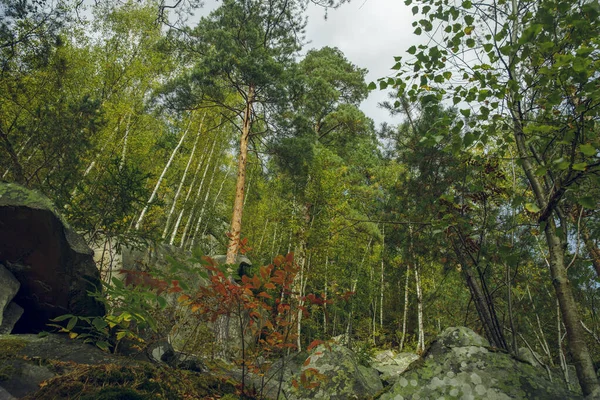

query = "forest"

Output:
[[1, 0, 600, 397]]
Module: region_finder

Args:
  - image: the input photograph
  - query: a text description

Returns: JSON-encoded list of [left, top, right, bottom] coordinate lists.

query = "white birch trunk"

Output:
[[162, 119, 203, 239], [202, 164, 232, 237], [346, 239, 372, 345], [169, 142, 208, 245], [135, 117, 193, 231], [415, 264, 425, 353], [324, 255, 329, 335], [400, 263, 410, 351], [188, 153, 220, 250], [380, 225, 385, 330], [179, 133, 217, 246], [119, 113, 132, 170]]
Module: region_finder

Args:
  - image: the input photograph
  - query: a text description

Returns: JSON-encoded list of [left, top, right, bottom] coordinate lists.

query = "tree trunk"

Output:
[[202, 165, 232, 237], [226, 85, 255, 265], [119, 113, 132, 170], [512, 117, 599, 396], [135, 117, 193, 230], [415, 263, 425, 353], [179, 133, 217, 247], [169, 139, 208, 245], [188, 151, 220, 250], [380, 225, 385, 331], [400, 263, 410, 351], [162, 116, 203, 239]]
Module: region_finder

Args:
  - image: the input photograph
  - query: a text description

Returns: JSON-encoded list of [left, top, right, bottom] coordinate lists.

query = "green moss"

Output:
[[0, 337, 28, 381], [0, 337, 28, 359], [21, 361, 232, 400]]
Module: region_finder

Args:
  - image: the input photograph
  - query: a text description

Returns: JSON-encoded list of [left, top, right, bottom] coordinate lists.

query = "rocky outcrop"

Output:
[[379, 327, 582, 400], [285, 343, 383, 400], [0, 183, 105, 333]]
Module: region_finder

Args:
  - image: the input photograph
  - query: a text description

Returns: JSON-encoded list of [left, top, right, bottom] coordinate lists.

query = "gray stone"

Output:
[[0, 265, 19, 327], [0, 303, 24, 334], [379, 327, 582, 400], [0, 333, 141, 398], [371, 350, 419, 385], [517, 347, 545, 367], [0, 183, 105, 333], [0, 385, 17, 400], [285, 343, 383, 399]]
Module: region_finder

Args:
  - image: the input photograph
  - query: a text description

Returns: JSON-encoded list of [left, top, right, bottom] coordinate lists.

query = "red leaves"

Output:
[[307, 339, 324, 352]]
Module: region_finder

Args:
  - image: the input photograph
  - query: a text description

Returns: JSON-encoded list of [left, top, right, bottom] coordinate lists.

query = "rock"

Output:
[[0, 303, 24, 334], [210, 254, 253, 276], [0, 265, 20, 330], [517, 346, 545, 367], [0, 385, 16, 400], [0, 333, 228, 399], [285, 343, 383, 399], [0, 183, 105, 333], [370, 350, 419, 385], [146, 340, 176, 365], [0, 333, 139, 398], [379, 326, 582, 400]]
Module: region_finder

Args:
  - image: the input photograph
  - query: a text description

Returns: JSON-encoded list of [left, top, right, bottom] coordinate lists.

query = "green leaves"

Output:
[[580, 143, 597, 156]]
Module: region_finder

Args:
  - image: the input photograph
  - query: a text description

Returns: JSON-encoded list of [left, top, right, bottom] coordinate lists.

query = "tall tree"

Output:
[[388, 0, 600, 394], [165, 0, 306, 265]]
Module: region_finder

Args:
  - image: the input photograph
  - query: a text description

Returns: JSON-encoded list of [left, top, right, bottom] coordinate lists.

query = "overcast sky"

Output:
[[303, 0, 420, 127], [197, 0, 423, 127]]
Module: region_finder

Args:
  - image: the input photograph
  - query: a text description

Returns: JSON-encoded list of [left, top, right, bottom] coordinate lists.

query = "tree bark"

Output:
[[188, 151, 220, 250], [135, 117, 193, 231], [169, 139, 208, 245], [400, 262, 410, 351], [162, 116, 203, 239], [180, 133, 217, 247], [512, 117, 599, 396], [415, 264, 425, 353], [226, 85, 255, 265]]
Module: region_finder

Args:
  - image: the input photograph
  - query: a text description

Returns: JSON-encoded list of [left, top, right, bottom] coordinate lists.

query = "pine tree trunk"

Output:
[[226, 85, 255, 265]]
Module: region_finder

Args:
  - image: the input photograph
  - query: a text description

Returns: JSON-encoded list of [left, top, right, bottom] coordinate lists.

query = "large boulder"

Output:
[[285, 343, 383, 400], [379, 327, 582, 400], [0, 183, 105, 333]]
